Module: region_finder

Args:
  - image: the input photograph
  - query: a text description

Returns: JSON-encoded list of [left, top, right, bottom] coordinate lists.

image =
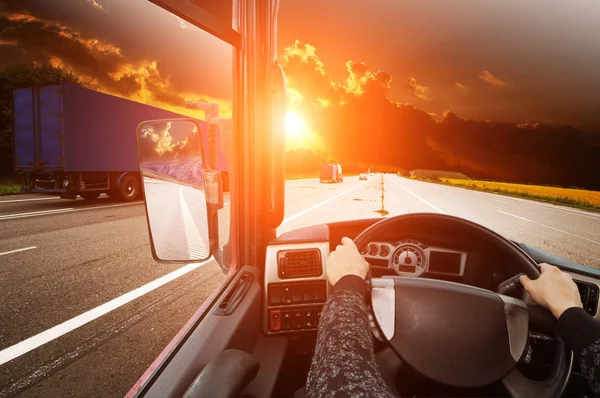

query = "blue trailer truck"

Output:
[[12, 82, 229, 201]]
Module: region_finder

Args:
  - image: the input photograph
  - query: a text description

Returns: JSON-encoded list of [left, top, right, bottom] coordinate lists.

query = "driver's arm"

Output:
[[306, 237, 396, 398], [521, 263, 600, 395]]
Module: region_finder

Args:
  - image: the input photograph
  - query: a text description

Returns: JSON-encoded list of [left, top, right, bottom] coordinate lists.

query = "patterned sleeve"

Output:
[[556, 307, 600, 395], [306, 275, 396, 398]]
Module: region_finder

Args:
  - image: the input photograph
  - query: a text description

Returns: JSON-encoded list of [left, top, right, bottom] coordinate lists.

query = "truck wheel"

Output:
[[118, 174, 141, 202], [81, 192, 100, 200]]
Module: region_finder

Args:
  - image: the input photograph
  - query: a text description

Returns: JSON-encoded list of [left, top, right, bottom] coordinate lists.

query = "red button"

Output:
[[270, 310, 281, 331]]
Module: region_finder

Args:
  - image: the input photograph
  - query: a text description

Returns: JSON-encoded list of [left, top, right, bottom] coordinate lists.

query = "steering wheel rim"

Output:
[[353, 213, 572, 398]]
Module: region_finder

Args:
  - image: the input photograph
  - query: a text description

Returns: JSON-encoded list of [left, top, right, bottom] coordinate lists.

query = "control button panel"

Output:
[[267, 280, 327, 333], [268, 280, 327, 306], [270, 307, 323, 332], [577, 281, 599, 316]]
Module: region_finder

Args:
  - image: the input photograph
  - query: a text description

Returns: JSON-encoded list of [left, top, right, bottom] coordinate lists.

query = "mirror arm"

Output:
[[265, 62, 286, 229]]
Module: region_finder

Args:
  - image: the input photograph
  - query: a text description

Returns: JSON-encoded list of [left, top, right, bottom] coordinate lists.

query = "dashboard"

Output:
[[261, 219, 600, 396], [263, 219, 600, 337], [361, 239, 467, 277]]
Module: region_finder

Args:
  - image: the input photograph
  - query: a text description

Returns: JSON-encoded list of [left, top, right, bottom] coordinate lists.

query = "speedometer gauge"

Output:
[[391, 244, 427, 276], [379, 245, 391, 258]]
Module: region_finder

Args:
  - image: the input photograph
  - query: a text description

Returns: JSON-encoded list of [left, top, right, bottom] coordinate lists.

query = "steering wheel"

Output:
[[353, 213, 572, 398]]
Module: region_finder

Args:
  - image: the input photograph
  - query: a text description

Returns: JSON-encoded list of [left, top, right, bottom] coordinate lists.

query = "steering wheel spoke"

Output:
[[503, 337, 573, 398]]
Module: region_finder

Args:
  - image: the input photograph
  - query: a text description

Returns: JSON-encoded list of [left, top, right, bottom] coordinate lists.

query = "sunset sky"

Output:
[[1, 0, 600, 130]]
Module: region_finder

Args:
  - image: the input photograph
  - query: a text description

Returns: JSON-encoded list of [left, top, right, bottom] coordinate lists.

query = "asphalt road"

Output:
[[1, 174, 599, 397]]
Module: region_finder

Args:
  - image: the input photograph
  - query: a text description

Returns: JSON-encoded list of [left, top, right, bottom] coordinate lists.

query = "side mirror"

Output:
[[137, 119, 212, 263]]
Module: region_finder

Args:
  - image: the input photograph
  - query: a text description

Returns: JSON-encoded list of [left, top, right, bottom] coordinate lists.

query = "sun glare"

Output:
[[286, 111, 305, 139], [284, 110, 323, 151]]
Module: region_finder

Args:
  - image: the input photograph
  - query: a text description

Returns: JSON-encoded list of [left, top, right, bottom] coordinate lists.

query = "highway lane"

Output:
[[1, 174, 599, 397], [280, 175, 600, 267], [383, 176, 600, 267], [0, 176, 369, 397]]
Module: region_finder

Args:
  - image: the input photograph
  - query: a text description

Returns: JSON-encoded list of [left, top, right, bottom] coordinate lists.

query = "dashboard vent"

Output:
[[277, 249, 322, 279], [576, 281, 599, 316]]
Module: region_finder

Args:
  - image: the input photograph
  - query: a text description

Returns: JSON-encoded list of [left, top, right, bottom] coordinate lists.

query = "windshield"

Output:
[[277, 1, 600, 267]]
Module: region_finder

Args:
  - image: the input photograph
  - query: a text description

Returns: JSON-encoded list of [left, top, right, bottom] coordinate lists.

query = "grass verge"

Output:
[[435, 178, 600, 212], [0, 183, 22, 196]]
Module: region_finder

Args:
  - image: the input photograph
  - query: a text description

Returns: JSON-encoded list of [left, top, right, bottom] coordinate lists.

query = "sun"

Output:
[[283, 110, 324, 151], [285, 111, 305, 139]]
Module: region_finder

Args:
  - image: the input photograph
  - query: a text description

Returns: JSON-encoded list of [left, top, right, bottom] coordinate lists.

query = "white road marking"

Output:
[[1, 268, 220, 396], [0, 197, 58, 204], [538, 223, 600, 246], [0, 177, 367, 367], [498, 211, 599, 245], [497, 210, 532, 222], [179, 187, 209, 259], [0, 202, 140, 221], [280, 181, 370, 225], [398, 184, 446, 214], [495, 199, 509, 204], [0, 246, 37, 256], [444, 193, 457, 198], [0, 181, 363, 365], [0, 260, 209, 366], [0, 208, 75, 220]]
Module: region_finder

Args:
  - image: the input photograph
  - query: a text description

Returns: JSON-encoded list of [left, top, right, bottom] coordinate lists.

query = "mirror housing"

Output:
[[137, 118, 217, 263]]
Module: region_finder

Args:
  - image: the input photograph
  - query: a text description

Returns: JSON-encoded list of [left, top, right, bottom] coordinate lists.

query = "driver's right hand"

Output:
[[520, 263, 583, 319], [326, 237, 369, 286]]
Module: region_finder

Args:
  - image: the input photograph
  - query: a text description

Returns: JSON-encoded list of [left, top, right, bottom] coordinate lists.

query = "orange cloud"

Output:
[[407, 77, 429, 100], [280, 40, 327, 76], [0, 39, 17, 46], [2, 10, 231, 119], [344, 61, 392, 96], [280, 40, 341, 107], [517, 120, 541, 129], [455, 82, 469, 91], [6, 13, 38, 23], [86, 0, 104, 11], [479, 70, 506, 87]]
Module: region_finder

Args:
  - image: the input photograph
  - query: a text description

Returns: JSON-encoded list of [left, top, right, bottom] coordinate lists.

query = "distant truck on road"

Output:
[[12, 83, 229, 201], [320, 163, 343, 183]]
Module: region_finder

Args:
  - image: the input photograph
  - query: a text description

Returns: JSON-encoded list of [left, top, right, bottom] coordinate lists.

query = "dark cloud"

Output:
[[0, 13, 141, 97], [0, 0, 233, 114], [278, 0, 600, 129], [280, 42, 600, 189]]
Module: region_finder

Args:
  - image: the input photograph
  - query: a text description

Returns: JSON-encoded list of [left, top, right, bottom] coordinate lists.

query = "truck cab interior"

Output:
[[126, 1, 600, 397]]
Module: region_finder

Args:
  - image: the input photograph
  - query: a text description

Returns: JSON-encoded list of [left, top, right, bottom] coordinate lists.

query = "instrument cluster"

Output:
[[361, 239, 467, 277]]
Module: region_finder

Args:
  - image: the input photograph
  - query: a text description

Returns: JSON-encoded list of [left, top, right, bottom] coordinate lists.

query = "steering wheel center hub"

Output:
[[378, 277, 528, 387]]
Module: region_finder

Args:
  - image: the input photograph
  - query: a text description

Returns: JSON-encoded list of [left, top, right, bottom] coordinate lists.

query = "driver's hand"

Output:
[[326, 237, 369, 286], [520, 263, 583, 319]]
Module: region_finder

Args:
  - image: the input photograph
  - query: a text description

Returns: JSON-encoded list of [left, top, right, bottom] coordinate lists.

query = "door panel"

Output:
[[13, 87, 36, 169], [139, 266, 263, 398]]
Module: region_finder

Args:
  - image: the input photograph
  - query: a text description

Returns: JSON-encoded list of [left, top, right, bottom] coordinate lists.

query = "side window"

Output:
[[0, 1, 236, 397]]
